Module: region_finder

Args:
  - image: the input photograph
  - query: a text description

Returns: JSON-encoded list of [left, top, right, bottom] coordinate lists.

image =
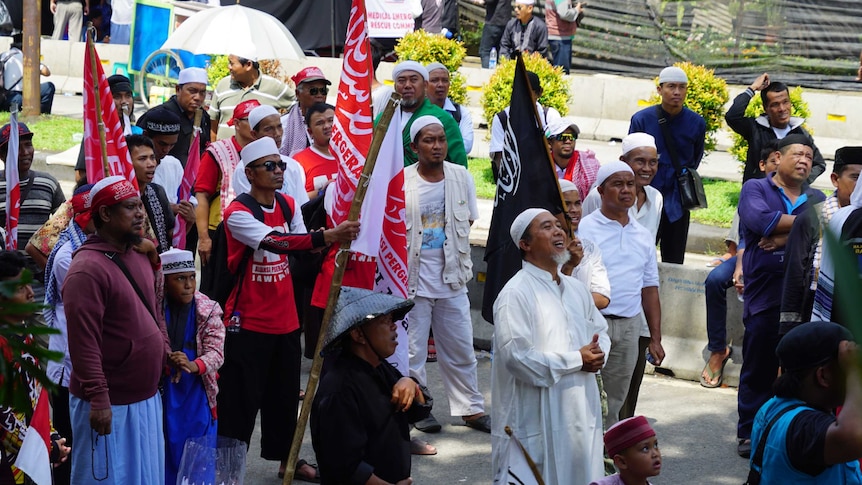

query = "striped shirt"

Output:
[[0, 169, 66, 248], [209, 74, 296, 140]]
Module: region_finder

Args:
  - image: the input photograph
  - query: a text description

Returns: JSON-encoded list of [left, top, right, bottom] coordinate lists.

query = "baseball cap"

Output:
[[228, 99, 262, 126]]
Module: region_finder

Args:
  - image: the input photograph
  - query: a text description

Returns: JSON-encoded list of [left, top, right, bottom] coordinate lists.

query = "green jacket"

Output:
[[378, 98, 468, 168]]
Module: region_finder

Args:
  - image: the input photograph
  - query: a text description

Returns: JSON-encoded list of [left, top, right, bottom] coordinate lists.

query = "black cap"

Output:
[[777, 321, 853, 372], [526, 71, 541, 94], [107, 74, 133, 95], [777, 133, 813, 150], [141, 107, 182, 135], [834, 146, 862, 171]]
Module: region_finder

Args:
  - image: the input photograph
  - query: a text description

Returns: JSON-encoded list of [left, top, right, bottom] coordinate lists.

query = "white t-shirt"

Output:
[[2, 50, 23, 92], [110, 0, 134, 25], [489, 103, 561, 155], [416, 178, 461, 298]]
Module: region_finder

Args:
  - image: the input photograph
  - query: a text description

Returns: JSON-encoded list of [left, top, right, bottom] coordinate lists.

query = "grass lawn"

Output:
[[0, 113, 82, 152], [468, 157, 497, 199]]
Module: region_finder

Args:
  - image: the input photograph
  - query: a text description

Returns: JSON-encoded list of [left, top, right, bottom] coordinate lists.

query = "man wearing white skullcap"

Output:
[[579, 160, 664, 429], [499, 0, 549, 60], [492, 206, 609, 485], [426, 62, 474, 154], [217, 135, 359, 481], [629, 65, 706, 264], [209, 46, 295, 141], [388, 60, 468, 167], [403, 114, 485, 437]]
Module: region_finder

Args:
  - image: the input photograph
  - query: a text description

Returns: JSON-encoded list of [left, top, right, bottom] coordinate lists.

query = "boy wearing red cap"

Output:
[[592, 416, 662, 485]]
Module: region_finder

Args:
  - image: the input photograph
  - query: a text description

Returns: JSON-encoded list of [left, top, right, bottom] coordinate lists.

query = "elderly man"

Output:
[[558, 179, 610, 310], [126, 134, 175, 254], [499, 0, 549, 60], [312, 286, 431, 485], [209, 46, 295, 141], [735, 134, 825, 458], [194, 99, 260, 266], [579, 161, 664, 428], [216, 137, 358, 480], [282, 66, 331, 157], [292, 102, 337, 201], [749, 322, 862, 483], [403, 116, 488, 435], [138, 67, 211, 166], [726, 73, 825, 183], [630, 66, 706, 264], [63, 175, 170, 485], [389, 61, 467, 167], [426, 62, 473, 154], [492, 208, 609, 485], [546, 117, 598, 197]]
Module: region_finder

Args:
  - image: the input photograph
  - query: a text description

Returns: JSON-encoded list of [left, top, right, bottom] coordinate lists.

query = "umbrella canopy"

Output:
[[160, 4, 305, 61]]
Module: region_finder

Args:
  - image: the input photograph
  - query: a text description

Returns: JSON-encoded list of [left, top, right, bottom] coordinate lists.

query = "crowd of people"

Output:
[[0, 17, 860, 485]]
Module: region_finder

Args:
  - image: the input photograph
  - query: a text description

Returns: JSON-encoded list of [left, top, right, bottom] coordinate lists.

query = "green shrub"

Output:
[[395, 29, 468, 104], [207, 55, 229, 88], [647, 62, 729, 153], [480, 52, 570, 127], [728, 85, 812, 165]]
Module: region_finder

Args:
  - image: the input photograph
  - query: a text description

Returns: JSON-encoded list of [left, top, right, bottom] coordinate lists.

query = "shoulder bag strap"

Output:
[[102, 251, 159, 327], [749, 403, 803, 477], [18, 171, 36, 203], [655, 105, 684, 176]]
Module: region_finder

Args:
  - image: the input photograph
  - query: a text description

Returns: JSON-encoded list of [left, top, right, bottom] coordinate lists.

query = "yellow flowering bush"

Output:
[[729, 86, 812, 165], [395, 29, 469, 105], [480, 52, 570, 127], [647, 62, 729, 153]]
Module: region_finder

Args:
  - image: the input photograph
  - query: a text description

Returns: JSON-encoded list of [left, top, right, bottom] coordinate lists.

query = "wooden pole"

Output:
[[21, 0, 41, 118], [86, 24, 111, 178], [504, 426, 546, 485], [283, 93, 402, 484]]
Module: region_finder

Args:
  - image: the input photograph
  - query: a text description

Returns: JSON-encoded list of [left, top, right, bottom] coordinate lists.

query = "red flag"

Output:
[[15, 386, 52, 485], [4, 109, 20, 249], [172, 129, 202, 249], [83, 36, 137, 189]]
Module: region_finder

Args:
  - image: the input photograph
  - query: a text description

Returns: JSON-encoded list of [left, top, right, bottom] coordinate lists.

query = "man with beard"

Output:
[[281, 66, 331, 157], [389, 61, 467, 167], [546, 117, 598, 198], [63, 175, 171, 485]]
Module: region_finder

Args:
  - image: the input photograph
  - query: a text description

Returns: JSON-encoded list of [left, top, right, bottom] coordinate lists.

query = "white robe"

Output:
[[491, 262, 610, 485]]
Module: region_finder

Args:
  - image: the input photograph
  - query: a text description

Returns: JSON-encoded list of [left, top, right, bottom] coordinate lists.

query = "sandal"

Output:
[[700, 348, 733, 388], [293, 459, 321, 483], [427, 336, 437, 363], [410, 437, 438, 455], [463, 414, 492, 433]]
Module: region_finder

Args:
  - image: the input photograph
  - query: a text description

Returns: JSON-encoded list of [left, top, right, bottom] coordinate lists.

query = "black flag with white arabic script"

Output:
[[481, 53, 564, 324]]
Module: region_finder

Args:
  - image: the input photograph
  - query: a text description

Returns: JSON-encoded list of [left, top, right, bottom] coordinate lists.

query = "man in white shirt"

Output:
[[404, 116, 489, 435], [425, 62, 473, 155], [578, 161, 664, 428], [1, 42, 56, 114], [109, 0, 133, 44]]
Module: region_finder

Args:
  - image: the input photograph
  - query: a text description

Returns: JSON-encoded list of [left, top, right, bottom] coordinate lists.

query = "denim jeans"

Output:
[[2, 82, 56, 114], [704, 256, 736, 352], [479, 23, 506, 68], [549, 38, 573, 74]]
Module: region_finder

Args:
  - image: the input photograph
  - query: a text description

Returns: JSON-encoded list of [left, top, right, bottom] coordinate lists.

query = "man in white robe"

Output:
[[492, 208, 610, 485]]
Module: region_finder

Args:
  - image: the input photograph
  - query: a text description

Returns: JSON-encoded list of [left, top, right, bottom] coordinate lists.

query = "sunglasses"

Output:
[[249, 160, 287, 171], [308, 87, 329, 96], [555, 133, 577, 142]]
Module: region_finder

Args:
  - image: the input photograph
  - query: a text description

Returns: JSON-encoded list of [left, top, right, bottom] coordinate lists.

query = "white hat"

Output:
[[594, 161, 634, 188], [515, 0, 535, 4], [409, 115, 444, 142], [558, 179, 578, 193], [178, 67, 208, 86], [425, 62, 448, 74], [621, 132, 656, 156], [241, 137, 279, 167], [231, 43, 258, 63], [510, 208, 550, 245], [545, 117, 580, 138], [658, 66, 687, 84], [248, 105, 280, 131], [392, 61, 429, 82], [160, 248, 195, 275]]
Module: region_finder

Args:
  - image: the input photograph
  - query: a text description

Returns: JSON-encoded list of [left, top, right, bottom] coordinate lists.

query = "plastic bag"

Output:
[[176, 435, 246, 485]]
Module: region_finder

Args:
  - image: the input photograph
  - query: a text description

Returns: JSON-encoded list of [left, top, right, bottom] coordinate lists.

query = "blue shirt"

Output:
[[629, 105, 706, 223], [738, 174, 825, 318]]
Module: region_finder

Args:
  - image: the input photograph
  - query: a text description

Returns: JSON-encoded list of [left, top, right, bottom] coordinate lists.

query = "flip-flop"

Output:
[[410, 437, 438, 455], [292, 459, 321, 483], [700, 348, 733, 388]]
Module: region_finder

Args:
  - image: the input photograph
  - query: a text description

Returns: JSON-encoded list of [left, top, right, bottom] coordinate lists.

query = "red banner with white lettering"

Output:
[[172, 129, 201, 249], [83, 36, 137, 189]]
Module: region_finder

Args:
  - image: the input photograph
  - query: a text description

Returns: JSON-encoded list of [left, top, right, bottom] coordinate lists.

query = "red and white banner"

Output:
[[15, 386, 52, 485], [83, 37, 137, 189], [172, 129, 202, 249], [4, 110, 19, 250]]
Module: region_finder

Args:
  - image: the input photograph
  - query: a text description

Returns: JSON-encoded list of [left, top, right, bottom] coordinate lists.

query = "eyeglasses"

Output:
[[555, 133, 577, 142], [249, 160, 287, 171], [308, 87, 329, 96]]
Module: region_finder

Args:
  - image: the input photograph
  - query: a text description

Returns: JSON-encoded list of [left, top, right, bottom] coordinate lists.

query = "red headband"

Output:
[[71, 192, 92, 228], [90, 179, 138, 214]]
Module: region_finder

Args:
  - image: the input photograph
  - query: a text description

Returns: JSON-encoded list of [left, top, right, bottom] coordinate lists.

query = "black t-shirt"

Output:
[[785, 409, 835, 476]]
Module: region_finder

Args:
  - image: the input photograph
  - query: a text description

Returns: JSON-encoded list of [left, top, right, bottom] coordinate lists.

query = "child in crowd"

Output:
[[590, 416, 661, 485]]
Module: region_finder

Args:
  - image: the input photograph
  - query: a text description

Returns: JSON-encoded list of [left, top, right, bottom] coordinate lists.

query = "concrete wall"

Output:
[[467, 244, 745, 387]]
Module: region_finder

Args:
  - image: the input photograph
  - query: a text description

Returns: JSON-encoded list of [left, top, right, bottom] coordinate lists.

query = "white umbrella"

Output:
[[160, 4, 306, 60]]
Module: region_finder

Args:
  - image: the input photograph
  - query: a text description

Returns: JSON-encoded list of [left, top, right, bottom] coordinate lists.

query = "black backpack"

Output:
[[199, 192, 292, 308]]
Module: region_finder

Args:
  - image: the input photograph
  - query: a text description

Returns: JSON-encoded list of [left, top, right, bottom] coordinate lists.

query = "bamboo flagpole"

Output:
[[283, 93, 402, 484], [85, 23, 111, 178]]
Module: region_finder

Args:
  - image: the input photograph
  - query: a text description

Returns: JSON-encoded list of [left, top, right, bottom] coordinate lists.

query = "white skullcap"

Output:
[[515, 0, 535, 4], [392, 61, 429, 82], [658, 66, 687, 84], [510, 208, 550, 245], [231, 43, 258, 63], [594, 161, 634, 188], [248, 105, 280, 131], [178, 67, 208, 86], [558, 178, 578, 193], [160, 248, 195, 275], [409, 115, 444, 142], [425, 62, 448, 74], [621, 132, 656, 156], [241, 137, 279, 167], [545, 117, 580, 138]]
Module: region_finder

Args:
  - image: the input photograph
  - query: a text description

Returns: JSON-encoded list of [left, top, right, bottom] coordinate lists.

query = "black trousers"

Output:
[[50, 386, 72, 485], [657, 209, 691, 264], [217, 329, 301, 461]]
